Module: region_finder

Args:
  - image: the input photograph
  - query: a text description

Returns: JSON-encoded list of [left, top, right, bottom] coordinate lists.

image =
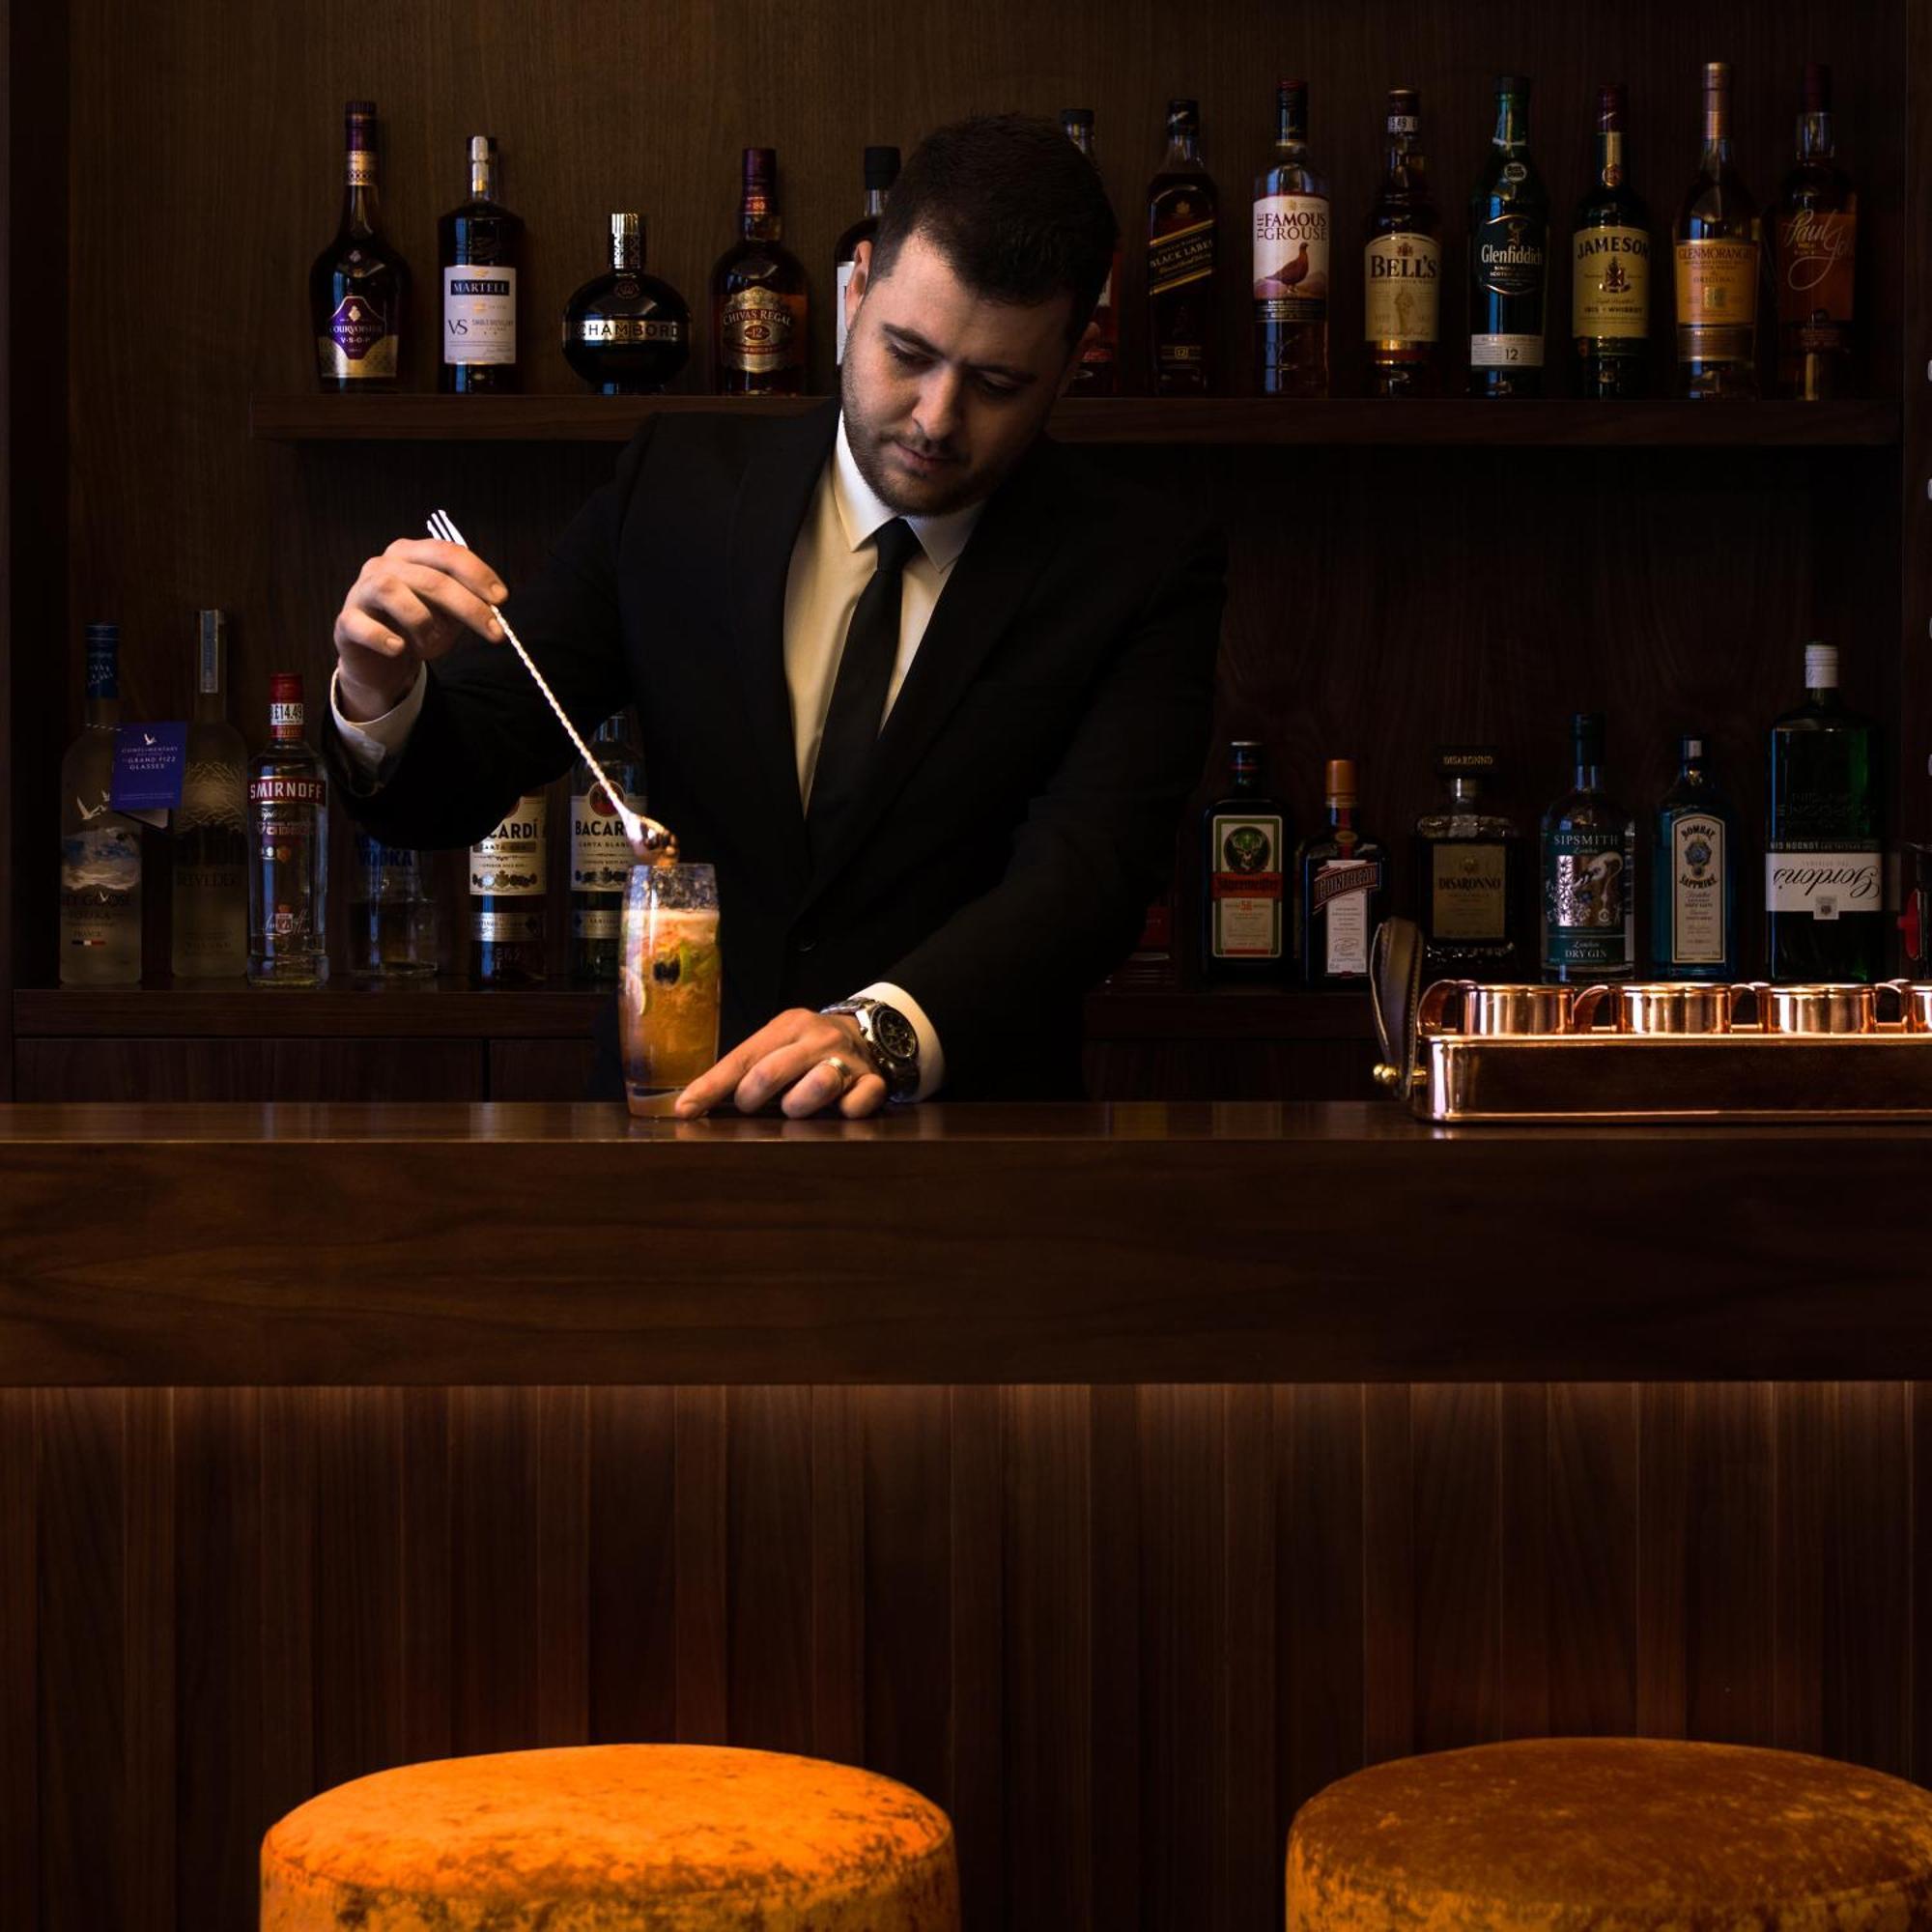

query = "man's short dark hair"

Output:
[[870, 113, 1120, 341]]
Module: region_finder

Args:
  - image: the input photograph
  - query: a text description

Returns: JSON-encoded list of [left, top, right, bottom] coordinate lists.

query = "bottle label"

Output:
[[470, 796, 548, 896], [571, 788, 636, 894], [1252, 194, 1329, 322], [1777, 210, 1856, 329], [61, 822, 141, 903], [1364, 233, 1440, 346], [1476, 214, 1546, 297], [1208, 811, 1283, 958], [443, 267, 518, 366], [1766, 846, 1881, 919], [249, 775, 326, 807], [836, 260, 857, 363], [1573, 225, 1650, 340], [178, 759, 247, 833], [1312, 860, 1383, 977], [721, 288, 806, 374], [473, 907, 543, 942], [574, 907, 621, 941], [1431, 842, 1508, 940], [1668, 813, 1726, 964], [320, 294, 398, 382], [1149, 217, 1215, 297], [577, 317, 684, 345], [1674, 238, 1758, 355], [1545, 829, 1633, 972], [1470, 333, 1544, 368]]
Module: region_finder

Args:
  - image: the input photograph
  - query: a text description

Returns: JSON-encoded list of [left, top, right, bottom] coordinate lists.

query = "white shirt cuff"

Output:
[[857, 980, 945, 1101], [330, 663, 427, 780]]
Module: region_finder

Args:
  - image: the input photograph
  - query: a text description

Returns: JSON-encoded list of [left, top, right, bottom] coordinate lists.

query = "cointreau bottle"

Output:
[[1776, 63, 1857, 399], [1296, 759, 1387, 985], [1201, 741, 1287, 980], [1147, 100, 1218, 396], [713, 147, 808, 396]]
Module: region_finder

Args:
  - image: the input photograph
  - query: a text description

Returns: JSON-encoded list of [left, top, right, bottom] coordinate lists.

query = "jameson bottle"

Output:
[[1201, 741, 1287, 980], [58, 624, 143, 986], [1542, 713, 1635, 983], [1674, 62, 1760, 399], [440, 135, 523, 393], [1147, 99, 1218, 395], [1254, 80, 1329, 397], [1413, 747, 1522, 978], [835, 146, 900, 369], [561, 213, 691, 395], [571, 713, 646, 983], [247, 674, 329, 988], [1468, 75, 1548, 396], [1295, 759, 1387, 986], [309, 99, 408, 390], [1573, 83, 1651, 397], [1766, 642, 1883, 982], [1364, 88, 1440, 397], [713, 147, 809, 397], [1776, 63, 1857, 400], [470, 792, 549, 985], [1060, 113, 1120, 396], [1652, 734, 1737, 981], [172, 610, 248, 979]]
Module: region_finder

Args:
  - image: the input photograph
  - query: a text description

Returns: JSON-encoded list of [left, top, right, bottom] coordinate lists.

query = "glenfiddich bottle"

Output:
[[713, 147, 808, 396], [1776, 63, 1857, 400], [1060, 112, 1120, 396], [1674, 62, 1760, 399], [1541, 713, 1634, 983], [1295, 759, 1387, 985], [1413, 748, 1522, 978], [1253, 80, 1329, 397], [1147, 100, 1218, 395], [171, 610, 248, 979], [1573, 83, 1651, 397], [1468, 76, 1548, 396], [247, 674, 329, 988], [1652, 734, 1737, 981], [571, 714, 646, 983], [835, 147, 900, 369], [470, 793, 549, 986], [440, 135, 523, 393], [1364, 89, 1440, 397], [1201, 741, 1287, 980], [309, 100, 408, 391], [562, 213, 691, 394], [1766, 642, 1882, 982]]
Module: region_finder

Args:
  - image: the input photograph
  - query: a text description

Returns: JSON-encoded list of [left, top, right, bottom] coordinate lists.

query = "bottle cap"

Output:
[[611, 211, 641, 242], [743, 146, 777, 186], [1166, 99, 1200, 131], [1325, 757, 1357, 804], [1803, 63, 1833, 113], [1598, 81, 1627, 129], [1703, 61, 1731, 95], [1496, 73, 1530, 100], [1572, 711, 1606, 761], [1680, 732, 1707, 759], [270, 671, 305, 705], [468, 133, 496, 164], [345, 99, 376, 137], [1804, 640, 1839, 688], [864, 144, 902, 188], [1059, 108, 1094, 131]]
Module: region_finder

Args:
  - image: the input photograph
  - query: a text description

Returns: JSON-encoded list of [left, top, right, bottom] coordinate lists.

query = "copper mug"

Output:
[[1881, 980, 1932, 1033], [1754, 982, 1909, 1036], [1571, 981, 1758, 1035], [1416, 980, 1580, 1037]]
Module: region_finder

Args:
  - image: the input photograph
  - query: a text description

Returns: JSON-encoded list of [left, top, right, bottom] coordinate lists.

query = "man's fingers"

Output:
[[838, 1074, 888, 1120], [382, 537, 511, 605], [396, 561, 504, 644], [335, 606, 411, 660]]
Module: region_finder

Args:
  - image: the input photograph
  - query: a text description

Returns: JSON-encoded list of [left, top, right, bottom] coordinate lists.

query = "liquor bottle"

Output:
[[713, 147, 809, 397], [309, 99, 409, 391], [1541, 713, 1635, 983], [1573, 83, 1651, 398], [247, 673, 329, 987], [1766, 642, 1883, 981], [1254, 80, 1329, 397], [1295, 759, 1387, 986], [1201, 741, 1288, 980], [58, 623, 143, 986], [171, 609, 248, 979], [440, 134, 523, 393], [470, 792, 548, 985], [1674, 62, 1760, 399], [571, 713, 646, 983], [1060, 112, 1120, 396], [1364, 88, 1441, 398], [1147, 99, 1218, 396], [1652, 733, 1737, 981], [561, 213, 691, 394], [835, 146, 899, 369], [1412, 747, 1523, 978], [1776, 63, 1857, 400], [350, 836, 439, 980], [1468, 75, 1549, 397]]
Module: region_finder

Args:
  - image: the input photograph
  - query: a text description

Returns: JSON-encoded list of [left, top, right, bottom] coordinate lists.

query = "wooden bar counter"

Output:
[[3, 1102, 1929, 1932]]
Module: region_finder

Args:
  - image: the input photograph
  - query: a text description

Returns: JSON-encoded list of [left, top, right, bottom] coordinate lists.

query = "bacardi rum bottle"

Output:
[[571, 714, 646, 983], [172, 610, 248, 978], [247, 672, 329, 987], [58, 623, 143, 986], [470, 792, 549, 985]]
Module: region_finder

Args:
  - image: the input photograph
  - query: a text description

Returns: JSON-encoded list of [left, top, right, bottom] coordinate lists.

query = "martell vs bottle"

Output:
[[440, 134, 523, 393]]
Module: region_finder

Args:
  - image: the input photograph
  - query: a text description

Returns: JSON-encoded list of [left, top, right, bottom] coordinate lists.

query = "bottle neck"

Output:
[[741, 194, 780, 241], [1702, 92, 1734, 170], [1448, 776, 1480, 806], [1806, 679, 1841, 705], [84, 694, 121, 730], [1383, 129, 1424, 185], [194, 688, 226, 724], [469, 156, 496, 203], [611, 229, 641, 271], [1596, 128, 1626, 188], [1327, 800, 1355, 834], [1492, 98, 1527, 152], [1164, 128, 1201, 167], [1797, 109, 1835, 160], [1231, 763, 1258, 796], [1576, 756, 1603, 790], [1274, 101, 1305, 161], [341, 181, 380, 237], [863, 185, 888, 217]]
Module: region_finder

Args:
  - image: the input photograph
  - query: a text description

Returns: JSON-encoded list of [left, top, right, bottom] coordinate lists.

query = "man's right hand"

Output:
[[332, 537, 511, 723]]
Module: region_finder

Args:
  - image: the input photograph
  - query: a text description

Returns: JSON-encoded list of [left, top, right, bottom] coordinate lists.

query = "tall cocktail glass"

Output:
[[619, 863, 721, 1115]]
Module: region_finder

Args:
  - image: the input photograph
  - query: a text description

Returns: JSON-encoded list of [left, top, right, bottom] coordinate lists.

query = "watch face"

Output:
[[871, 1007, 918, 1063]]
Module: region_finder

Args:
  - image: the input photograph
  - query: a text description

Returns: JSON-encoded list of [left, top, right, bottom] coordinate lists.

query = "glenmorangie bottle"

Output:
[[1541, 713, 1635, 982], [1468, 76, 1548, 396], [1573, 83, 1650, 397], [1364, 89, 1440, 397], [1253, 80, 1329, 397], [470, 793, 549, 985], [1147, 100, 1218, 395], [1674, 62, 1760, 399], [1201, 741, 1287, 980], [1776, 64, 1857, 400], [309, 100, 408, 390]]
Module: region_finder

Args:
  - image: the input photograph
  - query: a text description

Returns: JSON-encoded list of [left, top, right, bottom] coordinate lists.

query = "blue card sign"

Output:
[[111, 721, 189, 826]]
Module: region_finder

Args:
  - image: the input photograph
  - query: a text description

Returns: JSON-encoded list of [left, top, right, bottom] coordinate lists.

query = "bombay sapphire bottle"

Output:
[[1652, 733, 1737, 980]]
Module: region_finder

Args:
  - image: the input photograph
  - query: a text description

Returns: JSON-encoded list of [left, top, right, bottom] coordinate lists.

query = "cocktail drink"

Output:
[[619, 863, 721, 1113]]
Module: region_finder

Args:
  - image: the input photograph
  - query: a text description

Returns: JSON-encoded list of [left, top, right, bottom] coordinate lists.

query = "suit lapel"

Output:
[[724, 399, 840, 896], [801, 437, 1065, 911]]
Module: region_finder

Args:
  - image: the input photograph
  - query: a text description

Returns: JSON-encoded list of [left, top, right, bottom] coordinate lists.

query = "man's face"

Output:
[[839, 228, 1084, 517]]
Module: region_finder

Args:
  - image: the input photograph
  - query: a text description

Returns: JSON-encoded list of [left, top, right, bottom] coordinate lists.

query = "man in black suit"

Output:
[[327, 114, 1225, 1115]]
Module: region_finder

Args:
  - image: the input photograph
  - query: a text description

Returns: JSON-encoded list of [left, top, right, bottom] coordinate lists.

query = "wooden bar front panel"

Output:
[[2, 1381, 1923, 1932]]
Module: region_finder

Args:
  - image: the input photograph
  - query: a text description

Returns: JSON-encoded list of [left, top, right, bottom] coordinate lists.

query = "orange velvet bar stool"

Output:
[[262, 1743, 959, 1932], [1288, 1738, 1932, 1931]]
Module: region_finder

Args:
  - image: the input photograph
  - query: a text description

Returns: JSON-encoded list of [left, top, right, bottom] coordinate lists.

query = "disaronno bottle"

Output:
[[1674, 61, 1760, 399], [1412, 747, 1522, 978], [1200, 741, 1287, 981], [1573, 83, 1650, 397], [470, 792, 548, 985], [1364, 88, 1440, 397]]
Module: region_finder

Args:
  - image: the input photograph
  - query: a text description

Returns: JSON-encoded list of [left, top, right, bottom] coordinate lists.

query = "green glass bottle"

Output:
[[1541, 713, 1635, 982], [1468, 74, 1549, 396]]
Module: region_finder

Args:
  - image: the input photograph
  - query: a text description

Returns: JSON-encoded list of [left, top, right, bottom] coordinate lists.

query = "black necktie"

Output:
[[807, 516, 922, 858]]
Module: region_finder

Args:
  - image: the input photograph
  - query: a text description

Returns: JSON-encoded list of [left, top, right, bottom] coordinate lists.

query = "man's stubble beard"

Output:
[[839, 353, 1012, 520]]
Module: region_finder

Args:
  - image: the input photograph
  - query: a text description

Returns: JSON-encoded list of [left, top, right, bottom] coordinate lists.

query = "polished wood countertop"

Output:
[[0, 1101, 1924, 1385]]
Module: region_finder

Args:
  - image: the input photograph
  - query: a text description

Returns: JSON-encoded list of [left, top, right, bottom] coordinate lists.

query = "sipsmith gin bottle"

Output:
[[1541, 712, 1635, 982]]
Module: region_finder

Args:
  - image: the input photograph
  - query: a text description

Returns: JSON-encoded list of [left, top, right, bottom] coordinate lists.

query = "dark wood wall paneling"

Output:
[[0, 1380, 1925, 1932], [8, 0, 1910, 1012]]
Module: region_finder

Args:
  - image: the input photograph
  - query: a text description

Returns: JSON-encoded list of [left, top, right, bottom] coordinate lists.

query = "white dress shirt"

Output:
[[332, 412, 984, 1101]]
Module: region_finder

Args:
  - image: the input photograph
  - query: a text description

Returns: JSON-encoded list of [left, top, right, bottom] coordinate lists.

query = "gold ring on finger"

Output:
[[819, 1054, 858, 1094]]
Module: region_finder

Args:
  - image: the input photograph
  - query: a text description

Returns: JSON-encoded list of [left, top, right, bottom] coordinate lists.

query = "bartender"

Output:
[[325, 113, 1226, 1116]]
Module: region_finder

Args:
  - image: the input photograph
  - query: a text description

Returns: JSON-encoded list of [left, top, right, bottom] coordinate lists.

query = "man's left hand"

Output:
[[674, 1009, 888, 1120]]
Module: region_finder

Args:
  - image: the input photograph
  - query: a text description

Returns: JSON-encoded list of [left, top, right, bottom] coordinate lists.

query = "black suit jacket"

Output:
[[325, 402, 1226, 1100]]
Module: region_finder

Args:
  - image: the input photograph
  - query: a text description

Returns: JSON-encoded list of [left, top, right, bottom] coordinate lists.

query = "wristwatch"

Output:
[[820, 996, 921, 1103]]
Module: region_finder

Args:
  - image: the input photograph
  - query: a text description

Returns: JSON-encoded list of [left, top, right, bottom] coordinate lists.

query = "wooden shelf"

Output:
[[14, 981, 1374, 1041], [248, 393, 1904, 449]]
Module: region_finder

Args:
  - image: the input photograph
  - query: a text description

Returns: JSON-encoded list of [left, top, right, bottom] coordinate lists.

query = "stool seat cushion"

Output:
[[261, 1743, 958, 1932], [1288, 1738, 1932, 1932]]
